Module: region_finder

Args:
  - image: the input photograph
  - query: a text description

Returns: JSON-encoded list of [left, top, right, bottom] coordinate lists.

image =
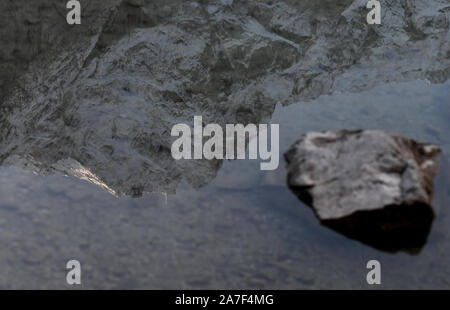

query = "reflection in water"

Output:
[[0, 0, 449, 288], [1, 0, 449, 196], [0, 81, 449, 289]]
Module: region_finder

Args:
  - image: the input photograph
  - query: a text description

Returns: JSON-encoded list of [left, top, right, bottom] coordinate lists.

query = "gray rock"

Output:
[[285, 130, 441, 252]]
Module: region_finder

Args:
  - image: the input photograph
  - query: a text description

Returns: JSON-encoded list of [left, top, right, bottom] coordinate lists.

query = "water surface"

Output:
[[0, 80, 449, 289]]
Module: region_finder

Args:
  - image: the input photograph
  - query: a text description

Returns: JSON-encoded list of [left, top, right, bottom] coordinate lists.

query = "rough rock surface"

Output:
[[0, 0, 449, 196], [284, 130, 441, 251]]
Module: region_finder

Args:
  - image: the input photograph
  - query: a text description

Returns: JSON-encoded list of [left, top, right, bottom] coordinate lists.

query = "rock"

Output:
[[284, 130, 441, 252]]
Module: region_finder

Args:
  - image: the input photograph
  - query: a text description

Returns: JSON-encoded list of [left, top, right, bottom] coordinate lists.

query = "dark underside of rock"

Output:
[[322, 203, 434, 253], [285, 130, 441, 253]]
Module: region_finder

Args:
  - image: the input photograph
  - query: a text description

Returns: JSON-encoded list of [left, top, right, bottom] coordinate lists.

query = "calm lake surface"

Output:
[[0, 80, 449, 289]]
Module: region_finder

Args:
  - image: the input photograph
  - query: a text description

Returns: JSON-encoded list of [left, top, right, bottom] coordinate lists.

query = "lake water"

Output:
[[0, 80, 449, 289]]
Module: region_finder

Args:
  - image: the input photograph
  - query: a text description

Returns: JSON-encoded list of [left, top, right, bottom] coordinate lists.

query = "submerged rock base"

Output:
[[285, 130, 441, 252], [323, 202, 434, 253]]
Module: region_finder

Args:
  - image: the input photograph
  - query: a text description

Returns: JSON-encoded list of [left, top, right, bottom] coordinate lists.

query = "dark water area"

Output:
[[0, 80, 448, 289]]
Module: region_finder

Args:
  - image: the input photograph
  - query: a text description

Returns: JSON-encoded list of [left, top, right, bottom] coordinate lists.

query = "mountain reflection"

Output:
[[0, 0, 448, 197]]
